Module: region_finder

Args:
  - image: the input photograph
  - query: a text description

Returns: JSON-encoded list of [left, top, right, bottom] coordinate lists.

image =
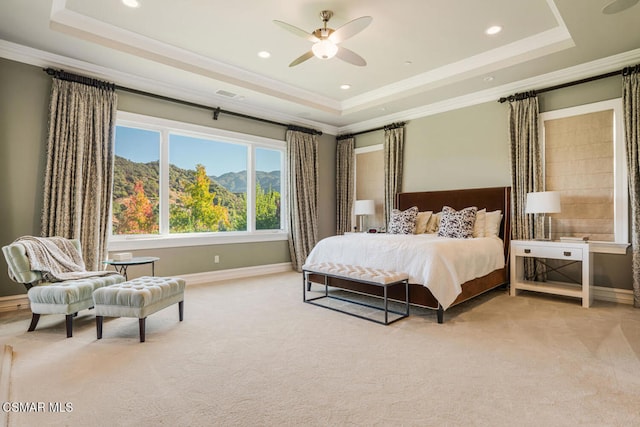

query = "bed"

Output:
[[304, 186, 511, 323]]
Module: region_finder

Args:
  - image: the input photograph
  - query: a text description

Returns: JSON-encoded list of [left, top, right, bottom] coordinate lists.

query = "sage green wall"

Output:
[[0, 56, 631, 295], [354, 75, 631, 290], [0, 58, 337, 296], [0, 58, 50, 295]]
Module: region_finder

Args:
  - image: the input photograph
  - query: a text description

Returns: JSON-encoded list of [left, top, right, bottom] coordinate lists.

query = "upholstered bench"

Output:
[[302, 262, 410, 325], [92, 276, 185, 342]]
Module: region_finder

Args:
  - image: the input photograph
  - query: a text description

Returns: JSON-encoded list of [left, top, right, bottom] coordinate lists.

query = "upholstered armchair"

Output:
[[2, 238, 124, 337]]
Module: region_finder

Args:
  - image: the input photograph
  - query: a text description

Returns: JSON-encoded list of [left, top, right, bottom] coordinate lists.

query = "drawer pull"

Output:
[[524, 249, 531, 254], [563, 251, 572, 256]]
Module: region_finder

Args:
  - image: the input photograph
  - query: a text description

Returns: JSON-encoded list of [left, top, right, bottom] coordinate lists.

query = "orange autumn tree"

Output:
[[118, 180, 158, 234]]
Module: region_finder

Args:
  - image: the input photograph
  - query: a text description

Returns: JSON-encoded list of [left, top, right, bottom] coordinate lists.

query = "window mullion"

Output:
[[247, 146, 255, 232], [159, 130, 170, 235]]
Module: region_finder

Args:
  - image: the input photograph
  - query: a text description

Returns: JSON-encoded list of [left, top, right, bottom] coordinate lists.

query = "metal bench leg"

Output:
[[178, 301, 184, 321]]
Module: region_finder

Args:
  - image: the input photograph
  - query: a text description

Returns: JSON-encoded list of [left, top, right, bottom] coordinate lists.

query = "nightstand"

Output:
[[510, 240, 593, 307]]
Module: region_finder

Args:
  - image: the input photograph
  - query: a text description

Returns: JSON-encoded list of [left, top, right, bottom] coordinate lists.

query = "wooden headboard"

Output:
[[396, 186, 512, 260]]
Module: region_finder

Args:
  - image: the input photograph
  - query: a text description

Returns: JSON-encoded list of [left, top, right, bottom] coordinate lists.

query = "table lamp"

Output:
[[354, 199, 375, 232], [526, 191, 561, 240]]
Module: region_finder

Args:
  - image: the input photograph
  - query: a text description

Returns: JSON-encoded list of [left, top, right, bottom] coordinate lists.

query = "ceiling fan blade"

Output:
[[289, 51, 314, 67], [336, 46, 367, 66], [329, 16, 372, 44], [273, 20, 319, 42]]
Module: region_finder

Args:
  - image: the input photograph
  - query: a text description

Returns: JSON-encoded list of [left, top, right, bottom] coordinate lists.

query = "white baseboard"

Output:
[[0, 270, 632, 312], [178, 262, 294, 286], [592, 285, 634, 305], [0, 295, 30, 312]]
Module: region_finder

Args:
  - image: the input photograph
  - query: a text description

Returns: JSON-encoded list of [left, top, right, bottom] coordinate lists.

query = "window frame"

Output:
[[539, 98, 629, 254], [109, 111, 287, 251]]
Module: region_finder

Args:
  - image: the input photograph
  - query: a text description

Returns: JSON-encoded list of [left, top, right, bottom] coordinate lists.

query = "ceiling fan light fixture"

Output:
[[312, 39, 338, 60]]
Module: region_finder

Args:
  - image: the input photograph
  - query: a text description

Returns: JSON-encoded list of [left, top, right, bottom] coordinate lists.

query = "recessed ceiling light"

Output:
[[485, 25, 502, 35], [484, 76, 495, 82], [340, 84, 351, 90], [122, 0, 140, 8], [404, 61, 413, 66], [602, 0, 639, 14], [258, 51, 271, 59]]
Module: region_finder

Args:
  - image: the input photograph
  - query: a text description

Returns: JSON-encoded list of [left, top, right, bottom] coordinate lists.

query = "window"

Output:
[[110, 112, 286, 250], [540, 98, 628, 253]]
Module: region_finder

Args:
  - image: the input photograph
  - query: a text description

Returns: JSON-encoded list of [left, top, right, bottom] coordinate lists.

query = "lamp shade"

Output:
[[354, 199, 375, 215], [525, 191, 561, 214]]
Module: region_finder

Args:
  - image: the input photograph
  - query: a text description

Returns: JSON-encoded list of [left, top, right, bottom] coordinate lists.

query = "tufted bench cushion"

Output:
[[302, 262, 409, 285], [93, 276, 185, 342], [28, 274, 125, 315]]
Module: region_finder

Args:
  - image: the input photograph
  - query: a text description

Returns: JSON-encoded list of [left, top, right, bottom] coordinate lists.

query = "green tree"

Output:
[[117, 180, 158, 234], [255, 182, 280, 230], [170, 164, 231, 232]]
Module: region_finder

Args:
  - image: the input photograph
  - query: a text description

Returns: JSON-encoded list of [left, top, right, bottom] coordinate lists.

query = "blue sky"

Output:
[[115, 126, 281, 176]]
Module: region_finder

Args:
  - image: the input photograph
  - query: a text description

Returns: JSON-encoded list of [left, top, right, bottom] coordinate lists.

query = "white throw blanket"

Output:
[[14, 236, 115, 282], [304, 233, 505, 310]]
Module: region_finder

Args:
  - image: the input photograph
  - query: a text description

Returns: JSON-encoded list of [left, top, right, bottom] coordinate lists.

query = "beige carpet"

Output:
[[0, 271, 639, 427]]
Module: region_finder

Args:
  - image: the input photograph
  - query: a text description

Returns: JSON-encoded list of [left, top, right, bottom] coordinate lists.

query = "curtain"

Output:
[[508, 94, 542, 278], [383, 126, 405, 227], [335, 137, 355, 235], [623, 65, 640, 308], [286, 129, 319, 271], [42, 77, 117, 271]]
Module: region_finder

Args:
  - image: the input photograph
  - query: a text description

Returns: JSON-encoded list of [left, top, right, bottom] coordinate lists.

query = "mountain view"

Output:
[[112, 155, 281, 234]]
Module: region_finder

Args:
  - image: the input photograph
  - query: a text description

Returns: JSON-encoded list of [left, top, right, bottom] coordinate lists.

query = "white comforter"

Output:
[[304, 233, 505, 310]]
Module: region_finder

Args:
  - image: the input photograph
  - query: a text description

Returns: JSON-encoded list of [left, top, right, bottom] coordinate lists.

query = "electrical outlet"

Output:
[[214, 255, 220, 264]]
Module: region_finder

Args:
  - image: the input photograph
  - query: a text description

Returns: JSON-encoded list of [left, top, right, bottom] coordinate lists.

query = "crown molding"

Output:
[[338, 47, 640, 135], [0, 39, 339, 135], [2, 38, 639, 138]]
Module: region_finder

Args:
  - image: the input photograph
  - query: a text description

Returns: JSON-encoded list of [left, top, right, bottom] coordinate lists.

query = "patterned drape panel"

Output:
[[508, 95, 543, 240], [383, 126, 405, 227], [335, 137, 355, 235], [42, 78, 117, 271], [623, 65, 640, 308], [508, 95, 542, 277], [286, 129, 319, 271]]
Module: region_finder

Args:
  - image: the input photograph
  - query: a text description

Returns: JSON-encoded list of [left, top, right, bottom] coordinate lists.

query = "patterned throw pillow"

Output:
[[438, 206, 478, 238], [387, 206, 419, 234]]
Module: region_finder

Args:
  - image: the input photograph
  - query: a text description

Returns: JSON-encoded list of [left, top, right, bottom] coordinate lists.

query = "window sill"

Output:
[[108, 231, 289, 251]]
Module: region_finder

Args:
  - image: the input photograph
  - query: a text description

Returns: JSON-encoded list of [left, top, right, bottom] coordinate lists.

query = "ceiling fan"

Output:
[[274, 10, 372, 67]]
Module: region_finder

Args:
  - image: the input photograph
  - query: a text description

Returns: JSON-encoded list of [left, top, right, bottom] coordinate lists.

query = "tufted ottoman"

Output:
[[92, 276, 185, 342]]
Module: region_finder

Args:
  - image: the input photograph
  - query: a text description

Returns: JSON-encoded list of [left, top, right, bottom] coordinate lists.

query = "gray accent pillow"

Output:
[[438, 206, 478, 238], [387, 206, 418, 234]]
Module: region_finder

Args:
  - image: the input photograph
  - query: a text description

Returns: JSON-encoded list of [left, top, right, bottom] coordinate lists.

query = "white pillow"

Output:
[[414, 211, 432, 234], [485, 210, 503, 237], [473, 208, 486, 238]]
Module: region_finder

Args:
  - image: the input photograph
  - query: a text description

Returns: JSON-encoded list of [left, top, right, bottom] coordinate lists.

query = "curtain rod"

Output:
[[497, 64, 639, 103], [43, 68, 322, 135], [337, 121, 406, 140]]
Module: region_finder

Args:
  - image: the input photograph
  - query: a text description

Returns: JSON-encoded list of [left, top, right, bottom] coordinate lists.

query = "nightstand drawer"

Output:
[[513, 245, 583, 261]]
